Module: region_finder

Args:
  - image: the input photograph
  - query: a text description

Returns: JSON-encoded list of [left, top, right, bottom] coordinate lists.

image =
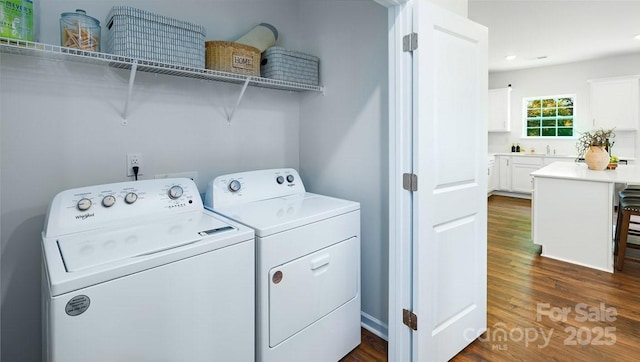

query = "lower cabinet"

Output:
[[498, 156, 511, 191], [488, 159, 498, 194], [495, 155, 544, 195], [494, 154, 633, 196], [511, 157, 543, 193]]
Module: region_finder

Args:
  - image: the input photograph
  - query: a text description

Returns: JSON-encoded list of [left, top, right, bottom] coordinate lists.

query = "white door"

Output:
[[412, 2, 488, 361]]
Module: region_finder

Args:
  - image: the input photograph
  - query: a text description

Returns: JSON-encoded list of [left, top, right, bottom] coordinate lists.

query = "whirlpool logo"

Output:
[[75, 213, 95, 220]]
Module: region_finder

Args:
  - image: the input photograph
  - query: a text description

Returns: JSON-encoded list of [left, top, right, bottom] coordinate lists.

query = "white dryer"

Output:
[[42, 178, 255, 362], [204, 168, 361, 362]]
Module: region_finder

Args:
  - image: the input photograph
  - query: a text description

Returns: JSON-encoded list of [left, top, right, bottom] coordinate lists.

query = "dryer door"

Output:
[[268, 237, 359, 347]]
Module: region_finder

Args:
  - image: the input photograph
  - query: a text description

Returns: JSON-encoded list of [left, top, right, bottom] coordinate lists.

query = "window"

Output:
[[523, 95, 575, 137]]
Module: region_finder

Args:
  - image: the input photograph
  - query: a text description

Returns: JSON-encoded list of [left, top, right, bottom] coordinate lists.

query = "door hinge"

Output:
[[403, 173, 418, 191], [403, 32, 418, 52], [403, 309, 418, 330]]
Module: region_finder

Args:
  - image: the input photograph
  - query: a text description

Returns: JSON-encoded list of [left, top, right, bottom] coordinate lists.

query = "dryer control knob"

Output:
[[276, 176, 285, 184], [124, 192, 138, 204], [77, 198, 92, 211], [102, 195, 116, 207], [286, 174, 295, 183], [168, 185, 184, 199], [228, 180, 241, 192]]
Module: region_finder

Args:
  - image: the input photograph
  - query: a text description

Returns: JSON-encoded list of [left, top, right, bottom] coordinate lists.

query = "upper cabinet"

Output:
[[588, 75, 640, 131], [488, 86, 511, 132]]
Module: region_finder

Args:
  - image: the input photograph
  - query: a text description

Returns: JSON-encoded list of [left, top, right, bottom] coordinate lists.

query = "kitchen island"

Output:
[[531, 161, 640, 272]]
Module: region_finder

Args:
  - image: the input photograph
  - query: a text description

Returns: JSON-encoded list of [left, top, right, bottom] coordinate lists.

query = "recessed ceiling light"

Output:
[[635, 34, 640, 40], [505, 55, 516, 61]]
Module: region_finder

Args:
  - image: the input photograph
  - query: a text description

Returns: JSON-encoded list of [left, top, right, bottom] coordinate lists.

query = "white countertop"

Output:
[[531, 161, 640, 184], [488, 153, 576, 164], [491, 152, 635, 161], [492, 152, 575, 158]]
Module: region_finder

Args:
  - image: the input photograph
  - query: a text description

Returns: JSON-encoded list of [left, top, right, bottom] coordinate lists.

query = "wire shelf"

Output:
[[0, 37, 324, 93]]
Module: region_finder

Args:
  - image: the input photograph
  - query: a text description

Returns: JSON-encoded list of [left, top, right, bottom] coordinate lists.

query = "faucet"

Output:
[[546, 145, 551, 155]]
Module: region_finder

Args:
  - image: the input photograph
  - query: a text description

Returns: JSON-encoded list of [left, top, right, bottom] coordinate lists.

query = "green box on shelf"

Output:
[[0, 0, 34, 41]]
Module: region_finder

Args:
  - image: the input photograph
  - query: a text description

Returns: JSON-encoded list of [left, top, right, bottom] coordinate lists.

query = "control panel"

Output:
[[204, 168, 306, 210], [44, 178, 202, 238]]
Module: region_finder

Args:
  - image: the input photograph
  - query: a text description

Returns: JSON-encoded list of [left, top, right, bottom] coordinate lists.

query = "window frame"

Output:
[[522, 94, 577, 139]]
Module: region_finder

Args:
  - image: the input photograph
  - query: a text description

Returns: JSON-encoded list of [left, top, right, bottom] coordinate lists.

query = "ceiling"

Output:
[[468, 0, 640, 72]]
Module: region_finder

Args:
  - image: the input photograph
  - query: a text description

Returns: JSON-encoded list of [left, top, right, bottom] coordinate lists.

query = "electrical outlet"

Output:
[[126, 153, 143, 177], [155, 171, 198, 185]]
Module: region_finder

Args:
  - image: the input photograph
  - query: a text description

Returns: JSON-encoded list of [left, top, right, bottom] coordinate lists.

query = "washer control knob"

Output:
[[168, 185, 184, 200], [77, 198, 92, 211], [286, 174, 295, 183], [124, 192, 138, 204], [276, 176, 285, 184], [102, 195, 116, 208], [228, 180, 241, 192]]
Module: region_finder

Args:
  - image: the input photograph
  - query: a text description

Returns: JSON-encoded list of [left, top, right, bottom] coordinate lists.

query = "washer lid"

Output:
[[214, 193, 359, 237], [57, 211, 237, 272]]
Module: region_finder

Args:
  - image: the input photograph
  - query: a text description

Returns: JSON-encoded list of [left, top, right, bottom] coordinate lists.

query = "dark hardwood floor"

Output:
[[343, 195, 640, 361], [340, 328, 388, 361]]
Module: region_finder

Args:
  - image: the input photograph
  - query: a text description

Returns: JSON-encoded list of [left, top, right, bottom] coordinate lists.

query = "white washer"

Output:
[[204, 168, 361, 362], [42, 178, 255, 362]]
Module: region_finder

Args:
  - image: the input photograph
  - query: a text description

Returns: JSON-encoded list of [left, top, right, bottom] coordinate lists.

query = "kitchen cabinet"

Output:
[[488, 157, 498, 194], [532, 162, 619, 272], [498, 156, 511, 191], [496, 154, 544, 194], [497, 154, 636, 195], [488, 86, 511, 132], [588, 75, 639, 131], [511, 156, 543, 193]]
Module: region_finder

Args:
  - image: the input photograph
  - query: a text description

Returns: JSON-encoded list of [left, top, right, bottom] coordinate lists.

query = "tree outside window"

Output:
[[524, 95, 575, 137]]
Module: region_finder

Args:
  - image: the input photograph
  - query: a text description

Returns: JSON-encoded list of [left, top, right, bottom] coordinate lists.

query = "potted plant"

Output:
[[575, 128, 615, 170], [608, 155, 620, 170]]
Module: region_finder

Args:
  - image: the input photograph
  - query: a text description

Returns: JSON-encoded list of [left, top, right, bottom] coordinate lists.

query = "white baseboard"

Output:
[[361, 311, 389, 341], [490, 190, 532, 199]]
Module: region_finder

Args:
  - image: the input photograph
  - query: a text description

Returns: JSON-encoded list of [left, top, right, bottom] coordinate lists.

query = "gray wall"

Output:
[[489, 53, 640, 158], [298, 0, 389, 332], [0, 0, 389, 359]]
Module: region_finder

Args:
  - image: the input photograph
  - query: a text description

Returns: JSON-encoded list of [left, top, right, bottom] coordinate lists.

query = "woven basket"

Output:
[[205, 41, 260, 76]]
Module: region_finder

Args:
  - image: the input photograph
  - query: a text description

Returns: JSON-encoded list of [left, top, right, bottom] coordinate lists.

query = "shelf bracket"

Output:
[[122, 59, 138, 124], [227, 77, 251, 124]]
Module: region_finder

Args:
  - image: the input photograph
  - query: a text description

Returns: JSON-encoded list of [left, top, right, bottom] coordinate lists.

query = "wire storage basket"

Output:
[[260, 47, 319, 85], [105, 6, 206, 68]]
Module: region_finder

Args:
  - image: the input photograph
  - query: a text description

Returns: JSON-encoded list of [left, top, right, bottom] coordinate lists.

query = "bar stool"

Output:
[[616, 189, 640, 243], [615, 193, 640, 270]]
